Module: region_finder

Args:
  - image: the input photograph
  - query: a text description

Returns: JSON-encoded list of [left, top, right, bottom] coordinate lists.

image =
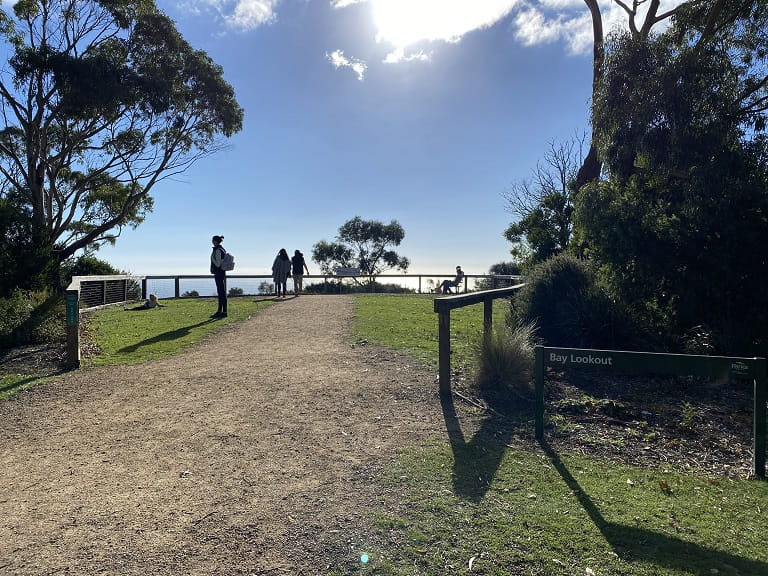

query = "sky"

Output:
[[95, 0, 653, 277]]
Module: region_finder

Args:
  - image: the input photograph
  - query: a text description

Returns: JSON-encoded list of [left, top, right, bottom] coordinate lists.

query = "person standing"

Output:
[[210, 235, 228, 317], [272, 248, 291, 298], [291, 250, 310, 296]]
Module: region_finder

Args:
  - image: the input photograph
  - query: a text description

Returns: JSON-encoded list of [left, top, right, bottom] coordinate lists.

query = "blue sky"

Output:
[[101, 0, 618, 276]]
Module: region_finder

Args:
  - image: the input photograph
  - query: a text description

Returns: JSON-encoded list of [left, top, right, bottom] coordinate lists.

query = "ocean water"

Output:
[[142, 274, 516, 299]]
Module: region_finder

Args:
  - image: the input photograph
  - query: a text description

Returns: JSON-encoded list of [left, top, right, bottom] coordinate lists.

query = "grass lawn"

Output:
[[3, 293, 765, 575], [351, 293, 510, 372], [350, 294, 768, 576], [82, 296, 273, 366]]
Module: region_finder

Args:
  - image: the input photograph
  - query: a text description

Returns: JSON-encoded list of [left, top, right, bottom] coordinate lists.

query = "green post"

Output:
[[755, 376, 766, 478], [438, 310, 451, 395], [535, 345, 544, 439], [65, 290, 80, 369]]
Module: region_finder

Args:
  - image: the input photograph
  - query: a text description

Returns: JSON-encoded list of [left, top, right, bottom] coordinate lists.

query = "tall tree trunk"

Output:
[[575, 0, 605, 192]]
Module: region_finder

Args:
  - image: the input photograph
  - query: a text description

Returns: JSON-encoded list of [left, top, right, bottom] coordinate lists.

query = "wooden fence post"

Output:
[[755, 375, 767, 478], [483, 297, 493, 342], [438, 310, 451, 395], [535, 345, 544, 439]]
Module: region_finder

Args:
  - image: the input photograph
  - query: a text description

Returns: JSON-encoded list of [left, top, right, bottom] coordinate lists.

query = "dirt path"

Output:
[[0, 296, 453, 575]]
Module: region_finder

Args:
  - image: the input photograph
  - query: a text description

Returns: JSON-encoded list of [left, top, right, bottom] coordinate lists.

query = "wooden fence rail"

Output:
[[433, 285, 526, 394]]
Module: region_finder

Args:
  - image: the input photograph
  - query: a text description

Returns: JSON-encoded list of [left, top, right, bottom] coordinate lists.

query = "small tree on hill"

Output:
[[312, 216, 410, 282]]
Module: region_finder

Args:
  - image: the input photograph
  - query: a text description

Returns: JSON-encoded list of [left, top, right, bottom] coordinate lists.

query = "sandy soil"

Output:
[[0, 295, 457, 575]]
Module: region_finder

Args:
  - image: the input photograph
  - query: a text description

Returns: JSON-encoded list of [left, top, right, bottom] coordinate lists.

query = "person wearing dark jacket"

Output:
[[272, 248, 291, 298], [291, 250, 310, 295], [210, 235, 228, 317]]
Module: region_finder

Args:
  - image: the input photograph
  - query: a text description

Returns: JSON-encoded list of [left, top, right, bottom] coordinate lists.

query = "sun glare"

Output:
[[372, 0, 456, 48], [371, 0, 517, 51]]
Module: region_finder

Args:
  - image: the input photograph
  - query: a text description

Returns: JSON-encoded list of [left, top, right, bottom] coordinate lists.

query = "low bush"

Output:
[[0, 289, 64, 347], [473, 321, 536, 400], [511, 253, 643, 349]]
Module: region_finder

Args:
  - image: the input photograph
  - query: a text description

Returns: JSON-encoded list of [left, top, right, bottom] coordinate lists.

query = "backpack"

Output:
[[221, 251, 235, 271]]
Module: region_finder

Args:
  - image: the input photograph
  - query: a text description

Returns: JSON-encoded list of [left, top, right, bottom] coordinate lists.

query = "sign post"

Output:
[[65, 290, 80, 369]]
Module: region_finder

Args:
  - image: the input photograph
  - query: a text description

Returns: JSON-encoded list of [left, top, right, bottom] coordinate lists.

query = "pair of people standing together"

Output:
[[210, 237, 311, 318], [272, 248, 310, 298]]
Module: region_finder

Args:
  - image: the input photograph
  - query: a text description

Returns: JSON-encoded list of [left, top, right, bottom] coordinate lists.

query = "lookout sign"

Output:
[[534, 346, 767, 478]]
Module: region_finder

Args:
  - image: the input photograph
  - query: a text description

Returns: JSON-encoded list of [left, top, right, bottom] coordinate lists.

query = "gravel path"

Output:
[[0, 296, 453, 575]]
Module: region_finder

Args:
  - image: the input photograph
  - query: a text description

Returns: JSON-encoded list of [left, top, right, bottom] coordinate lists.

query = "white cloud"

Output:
[[374, 0, 518, 45], [383, 49, 431, 65], [511, 0, 684, 55], [330, 0, 365, 8], [331, 0, 685, 63], [326, 49, 368, 81], [185, 0, 280, 31]]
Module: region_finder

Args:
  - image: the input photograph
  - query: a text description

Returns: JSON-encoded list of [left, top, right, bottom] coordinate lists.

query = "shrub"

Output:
[[473, 322, 536, 400], [0, 289, 64, 347], [511, 253, 642, 349]]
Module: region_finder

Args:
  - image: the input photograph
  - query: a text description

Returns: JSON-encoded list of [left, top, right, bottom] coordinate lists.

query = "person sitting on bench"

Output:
[[440, 266, 464, 294]]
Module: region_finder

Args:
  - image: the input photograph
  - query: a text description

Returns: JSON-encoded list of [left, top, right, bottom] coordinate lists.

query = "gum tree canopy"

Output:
[[312, 216, 410, 280], [0, 0, 243, 284]]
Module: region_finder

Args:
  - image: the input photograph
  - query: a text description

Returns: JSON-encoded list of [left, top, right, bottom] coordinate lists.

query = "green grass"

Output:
[[354, 441, 768, 576], [0, 374, 45, 400], [352, 294, 510, 370], [349, 294, 768, 576], [83, 297, 272, 366], [5, 293, 766, 575]]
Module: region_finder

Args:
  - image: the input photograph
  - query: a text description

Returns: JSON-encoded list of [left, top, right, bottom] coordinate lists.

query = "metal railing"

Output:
[[140, 273, 522, 298]]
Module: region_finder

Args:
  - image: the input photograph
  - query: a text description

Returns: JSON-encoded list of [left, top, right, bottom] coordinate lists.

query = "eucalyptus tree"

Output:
[[574, 0, 768, 189], [575, 0, 768, 352], [312, 216, 410, 282], [0, 0, 243, 290]]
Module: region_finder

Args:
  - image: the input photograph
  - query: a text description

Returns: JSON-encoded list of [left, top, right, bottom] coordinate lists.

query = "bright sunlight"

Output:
[[371, 0, 517, 49]]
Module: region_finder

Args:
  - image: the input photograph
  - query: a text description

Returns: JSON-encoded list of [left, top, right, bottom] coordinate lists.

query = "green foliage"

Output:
[[503, 138, 583, 266], [473, 321, 535, 399], [60, 254, 124, 285], [0, 198, 56, 297], [312, 216, 410, 280], [0, 289, 63, 347], [0, 0, 243, 293], [474, 261, 521, 290], [228, 286, 244, 297], [511, 253, 641, 349], [582, 20, 768, 354]]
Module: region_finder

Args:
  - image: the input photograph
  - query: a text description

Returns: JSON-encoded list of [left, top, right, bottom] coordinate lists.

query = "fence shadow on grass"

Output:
[[440, 392, 522, 502], [539, 439, 768, 575]]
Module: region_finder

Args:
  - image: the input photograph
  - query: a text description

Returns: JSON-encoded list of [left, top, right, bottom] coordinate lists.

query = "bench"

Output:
[[334, 267, 361, 277], [439, 276, 465, 294]]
